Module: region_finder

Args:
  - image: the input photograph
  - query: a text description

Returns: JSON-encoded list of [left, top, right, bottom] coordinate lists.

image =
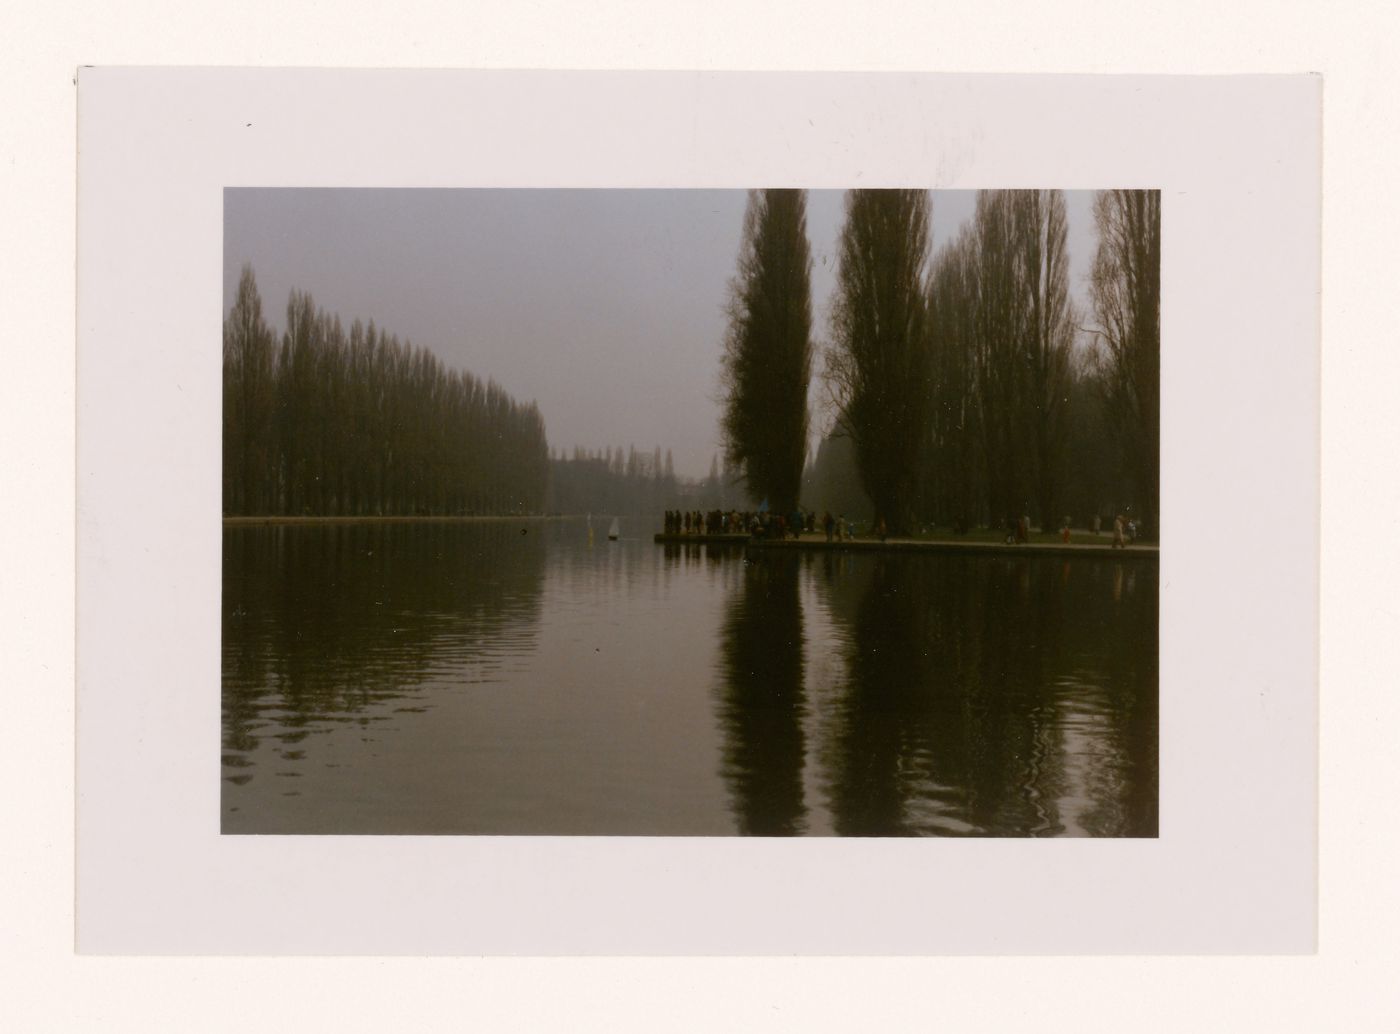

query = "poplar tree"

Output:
[[926, 226, 981, 527], [719, 189, 814, 514], [826, 189, 933, 535], [1014, 189, 1076, 531], [1090, 190, 1161, 537], [970, 190, 1025, 526], [222, 264, 276, 515]]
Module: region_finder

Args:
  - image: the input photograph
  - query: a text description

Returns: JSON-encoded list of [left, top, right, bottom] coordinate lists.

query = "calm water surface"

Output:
[[222, 518, 1157, 835]]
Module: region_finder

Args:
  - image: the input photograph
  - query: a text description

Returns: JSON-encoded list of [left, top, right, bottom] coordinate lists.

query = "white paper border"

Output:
[[76, 69, 1318, 954]]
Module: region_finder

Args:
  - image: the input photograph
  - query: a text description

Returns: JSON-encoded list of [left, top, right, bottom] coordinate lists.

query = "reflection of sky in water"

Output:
[[223, 521, 1156, 836]]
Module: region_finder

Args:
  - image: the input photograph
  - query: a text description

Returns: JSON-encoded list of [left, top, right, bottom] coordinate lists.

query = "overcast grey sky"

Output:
[[224, 189, 1096, 479]]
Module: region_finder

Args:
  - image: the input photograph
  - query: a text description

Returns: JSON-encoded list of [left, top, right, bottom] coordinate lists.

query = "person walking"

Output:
[[1113, 514, 1125, 549]]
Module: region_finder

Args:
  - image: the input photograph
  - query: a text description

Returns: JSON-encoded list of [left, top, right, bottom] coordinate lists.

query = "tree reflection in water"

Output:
[[811, 553, 1156, 837], [222, 522, 546, 795], [225, 521, 1155, 836], [714, 552, 809, 835]]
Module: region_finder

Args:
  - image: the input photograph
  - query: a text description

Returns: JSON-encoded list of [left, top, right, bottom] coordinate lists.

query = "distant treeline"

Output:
[[546, 447, 737, 515], [223, 266, 548, 516]]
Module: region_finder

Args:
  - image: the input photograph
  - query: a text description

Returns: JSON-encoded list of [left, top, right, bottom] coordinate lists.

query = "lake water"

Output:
[[222, 518, 1157, 836]]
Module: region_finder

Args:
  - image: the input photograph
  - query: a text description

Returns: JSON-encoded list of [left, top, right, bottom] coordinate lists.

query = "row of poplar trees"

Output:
[[720, 188, 1160, 538], [222, 265, 549, 516]]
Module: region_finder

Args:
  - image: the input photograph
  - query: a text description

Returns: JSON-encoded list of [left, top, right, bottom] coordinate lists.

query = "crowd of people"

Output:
[[662, 508, 861, 542]]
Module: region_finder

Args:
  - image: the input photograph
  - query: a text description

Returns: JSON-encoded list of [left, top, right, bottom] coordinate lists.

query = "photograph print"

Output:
[[222, 186, 1160, 837]]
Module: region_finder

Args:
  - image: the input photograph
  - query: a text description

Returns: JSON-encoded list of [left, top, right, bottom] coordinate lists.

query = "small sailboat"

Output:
[[607, 517, 620, 541]]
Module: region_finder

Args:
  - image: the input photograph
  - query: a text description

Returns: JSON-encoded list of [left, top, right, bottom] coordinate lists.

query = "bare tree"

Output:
[[963, 190, 1076, 531], [719, 189, 814, 513], [222, 264, 276, 515], [1015, 189, 1076, 531], [1089, 190, 1160, 537], [970, 190, 1027, 528], [926, 226, 982, 529], [826, 189, 933, 535]]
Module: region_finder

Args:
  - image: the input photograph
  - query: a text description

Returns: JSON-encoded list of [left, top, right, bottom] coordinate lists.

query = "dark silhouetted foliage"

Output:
[[1090, 190, 1161, 538], [825, 189, 934, 535], [814, 189, 1151, 535], [720, 190, 814, 514], [963, 190, 1076, 529]]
